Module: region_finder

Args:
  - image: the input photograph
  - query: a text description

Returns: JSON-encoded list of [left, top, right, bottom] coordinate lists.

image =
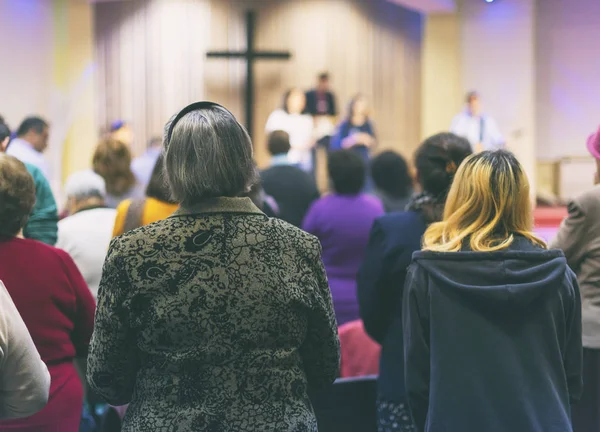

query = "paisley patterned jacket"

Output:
[[87, 197, 340, 432]]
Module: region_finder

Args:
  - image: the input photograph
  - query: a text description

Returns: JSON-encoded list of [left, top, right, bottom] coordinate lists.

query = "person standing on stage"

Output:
[[305, 72, 337, 117], [265, 88, 315, 172], [450, 91, 504, 152], [330, 94, 376, 164]]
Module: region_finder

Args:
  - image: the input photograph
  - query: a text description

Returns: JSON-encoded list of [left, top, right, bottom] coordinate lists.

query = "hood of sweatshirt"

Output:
[[412, 236, 567, 308]]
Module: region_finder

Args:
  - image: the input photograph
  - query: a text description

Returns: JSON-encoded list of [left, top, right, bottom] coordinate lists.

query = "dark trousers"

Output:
[[572, 348, 600, 432]]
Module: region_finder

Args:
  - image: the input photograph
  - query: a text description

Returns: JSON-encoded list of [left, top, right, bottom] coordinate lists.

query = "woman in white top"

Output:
[[265, 88, 315, 171], [0, 281, 50, 419]]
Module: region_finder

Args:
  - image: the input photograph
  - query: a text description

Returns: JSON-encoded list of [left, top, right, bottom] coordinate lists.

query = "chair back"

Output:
[[338, 320, 380, 378]]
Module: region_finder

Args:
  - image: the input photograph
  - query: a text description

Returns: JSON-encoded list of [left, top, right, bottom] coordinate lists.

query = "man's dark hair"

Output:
[[16, 117, 48, 137], [371, 151, 412, 199], [0, 120, 10, 142], [466, 91, 479, 104], [146, 153, 177, 204], [318, 72, 329, 81], [328, 150, 366, 195], [267, 130, 291, 156]]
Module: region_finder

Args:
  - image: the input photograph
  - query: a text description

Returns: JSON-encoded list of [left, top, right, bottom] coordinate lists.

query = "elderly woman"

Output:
[[0, 155, 96, 431], [87, 102, 340, 431]]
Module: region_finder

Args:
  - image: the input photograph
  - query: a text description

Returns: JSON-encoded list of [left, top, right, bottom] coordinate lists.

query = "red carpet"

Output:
[[534, 207, 567, 228]]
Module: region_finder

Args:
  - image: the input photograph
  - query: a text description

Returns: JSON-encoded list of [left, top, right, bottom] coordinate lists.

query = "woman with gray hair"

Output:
[[87, 102, 340, 431]]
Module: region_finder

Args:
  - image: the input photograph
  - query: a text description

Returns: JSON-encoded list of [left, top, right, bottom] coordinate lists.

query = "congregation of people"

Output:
[[0, 72, 598, 432]]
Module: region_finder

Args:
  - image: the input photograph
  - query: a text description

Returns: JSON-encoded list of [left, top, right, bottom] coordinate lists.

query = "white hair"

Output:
[[64, 170, 107, 201]]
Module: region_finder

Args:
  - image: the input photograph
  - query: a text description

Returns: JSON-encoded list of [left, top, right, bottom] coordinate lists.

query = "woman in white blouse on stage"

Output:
[[265, 88, 314, 171]]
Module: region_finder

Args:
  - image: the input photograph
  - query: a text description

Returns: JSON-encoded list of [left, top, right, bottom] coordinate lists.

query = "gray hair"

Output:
[[64, 170, 107, 202], [163, 106, 258, 205]]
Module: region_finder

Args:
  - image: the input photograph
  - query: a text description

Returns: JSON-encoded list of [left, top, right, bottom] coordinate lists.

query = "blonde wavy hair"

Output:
[[423, 150, 546, 252]]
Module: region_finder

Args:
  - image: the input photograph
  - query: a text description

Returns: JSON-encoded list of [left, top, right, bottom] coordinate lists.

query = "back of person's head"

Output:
[[64, 170, 107, 202], [163, 102, 258, 206], [346, 94, 369, 119], [92, 138, 136, 196], [466, 91, 479, 104], [267, 130, 291, 156], [414, 133, 472, 198], [0, 120, 10, 150], [16, 116, 48, 137], [328, 150, 366, 195], [423, 150, 546, 253], [145, 153, 177, 204], [147, 136, 162, 149], [0, 155, 35, 239], [370, 151, 412, 199], [282, 88, 306, 114]]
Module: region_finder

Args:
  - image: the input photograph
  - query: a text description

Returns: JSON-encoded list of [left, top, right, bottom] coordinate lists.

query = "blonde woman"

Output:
[[403, 150, 582, 432]]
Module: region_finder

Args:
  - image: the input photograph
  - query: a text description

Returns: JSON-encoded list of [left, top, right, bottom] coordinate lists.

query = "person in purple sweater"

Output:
[[303, 149, 384, 325]]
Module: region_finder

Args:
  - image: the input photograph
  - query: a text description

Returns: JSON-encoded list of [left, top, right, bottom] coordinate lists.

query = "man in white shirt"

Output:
[[56, 171, 117, 299], [6, 116, 51, 179], [450, 92, 504, 152]]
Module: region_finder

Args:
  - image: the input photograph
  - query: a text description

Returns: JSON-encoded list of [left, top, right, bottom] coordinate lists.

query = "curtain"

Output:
[[94, 0, 423, 165]]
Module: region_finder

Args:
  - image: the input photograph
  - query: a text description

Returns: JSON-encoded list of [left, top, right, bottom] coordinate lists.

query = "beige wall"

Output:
[[54, 0, 98, 183], [421, 13, 461, 141], [459, 0, 537, 188], [0, 1, 53, 127], [0, 0, 96, 195], [536, 0, 600, 160], [423, 0, 537, 190]]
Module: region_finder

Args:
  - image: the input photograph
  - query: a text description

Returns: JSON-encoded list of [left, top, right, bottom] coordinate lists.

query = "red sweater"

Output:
[[0, 238, 96, 431]]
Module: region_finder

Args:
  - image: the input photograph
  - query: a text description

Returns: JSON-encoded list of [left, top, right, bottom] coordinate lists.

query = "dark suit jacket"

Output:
[[305, 90, 337, 116], [261, 165, 319, 227], [87, 197, 340, 431], [357, 211, 426, 402], [551, 184, 600, 348]]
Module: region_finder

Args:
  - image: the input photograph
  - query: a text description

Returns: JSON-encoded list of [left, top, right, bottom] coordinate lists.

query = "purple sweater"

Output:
[[303, 194, 384, 325]]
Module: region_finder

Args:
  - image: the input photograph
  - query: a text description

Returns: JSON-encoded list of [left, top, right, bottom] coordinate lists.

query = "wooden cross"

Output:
[[207, 10, 292, 138]]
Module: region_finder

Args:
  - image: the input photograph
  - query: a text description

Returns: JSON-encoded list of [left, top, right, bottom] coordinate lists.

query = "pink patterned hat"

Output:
[[587, 125, 600, 160]]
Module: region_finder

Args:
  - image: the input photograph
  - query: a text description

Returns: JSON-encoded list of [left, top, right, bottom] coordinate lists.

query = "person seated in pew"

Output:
[[551, 124, 600, 432], [112, 153, 178, 236], [92, 138, 145, 209], [261, 130, 319, 227], [370, 150, 413, 213], [303, 150, 384, 326], [358, 132, 472, 432], [0, 119, 58, 246], [0, 154, 96, 431], [403, 150, 582, 432], [57, 170, 117, 299]]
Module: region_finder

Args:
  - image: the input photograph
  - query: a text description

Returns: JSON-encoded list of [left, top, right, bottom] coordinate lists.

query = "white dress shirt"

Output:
[[6, 138, 51, 179], [450, 111, 504, 151], [56, 207, 117, 299], [265, 110, 314, 171]]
